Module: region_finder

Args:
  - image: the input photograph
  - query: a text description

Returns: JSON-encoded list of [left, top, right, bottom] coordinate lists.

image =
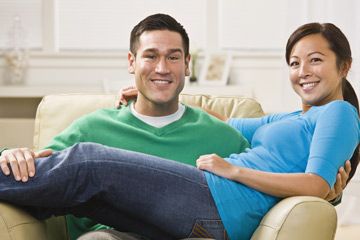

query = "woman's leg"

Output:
[[0, 142, 227, 239]]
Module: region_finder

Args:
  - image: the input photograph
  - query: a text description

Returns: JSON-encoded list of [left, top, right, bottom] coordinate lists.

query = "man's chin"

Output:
[[152, 99, 176, 105], [150, 96, 179, 105]]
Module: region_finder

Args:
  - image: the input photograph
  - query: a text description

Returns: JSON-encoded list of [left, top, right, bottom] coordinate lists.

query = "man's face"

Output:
[[128, 30, 190, 115]]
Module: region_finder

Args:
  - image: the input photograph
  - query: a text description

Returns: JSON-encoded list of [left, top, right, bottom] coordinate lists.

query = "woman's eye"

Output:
[[311, 58, 322, 63], [290, 61, 299, 67]]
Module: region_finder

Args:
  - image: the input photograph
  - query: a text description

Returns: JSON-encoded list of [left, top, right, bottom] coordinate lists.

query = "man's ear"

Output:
[[185, 54, 191, 76], [128, 51, 136, 74]]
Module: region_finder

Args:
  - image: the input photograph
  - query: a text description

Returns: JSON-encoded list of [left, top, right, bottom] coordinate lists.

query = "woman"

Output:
[[0, 23, 359, 240]]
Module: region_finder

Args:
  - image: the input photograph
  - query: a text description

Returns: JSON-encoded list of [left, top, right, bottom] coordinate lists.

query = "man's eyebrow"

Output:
[[142, 48, 183, 54], [168, 48, 183, 54], [142, 48, 157, 54]]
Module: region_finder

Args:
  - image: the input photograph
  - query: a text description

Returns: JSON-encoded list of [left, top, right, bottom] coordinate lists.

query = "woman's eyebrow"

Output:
[[307, 51, 326, 57]]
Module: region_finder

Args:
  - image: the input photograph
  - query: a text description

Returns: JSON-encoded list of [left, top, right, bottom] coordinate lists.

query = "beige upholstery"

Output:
[[0, 93, 337, 240], [251, 196, 337, 240]]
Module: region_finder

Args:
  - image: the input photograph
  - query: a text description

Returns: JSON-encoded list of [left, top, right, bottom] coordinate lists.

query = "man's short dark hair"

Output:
[[130, 13, 190, 57]]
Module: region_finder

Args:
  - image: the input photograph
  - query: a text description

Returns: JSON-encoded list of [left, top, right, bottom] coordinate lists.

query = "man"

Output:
[[0, 13, 350, 240], [0, 14, 247, 239]]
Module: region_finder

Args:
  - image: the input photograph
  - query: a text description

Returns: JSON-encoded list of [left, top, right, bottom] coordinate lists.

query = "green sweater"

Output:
[[44, 104, 249, 239]]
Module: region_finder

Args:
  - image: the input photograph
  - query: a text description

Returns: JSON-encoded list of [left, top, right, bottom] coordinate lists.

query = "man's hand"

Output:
[[325, 160, 351, 201], [0, 148, 53, 182], [115, 86, 138, 108]]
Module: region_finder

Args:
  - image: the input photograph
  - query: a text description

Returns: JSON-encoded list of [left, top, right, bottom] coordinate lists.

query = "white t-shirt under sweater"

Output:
[[130, 102, 186, 128]]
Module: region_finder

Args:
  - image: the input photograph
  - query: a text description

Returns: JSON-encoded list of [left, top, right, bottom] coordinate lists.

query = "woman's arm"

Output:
[[203, 108, 228, 121], [326, 160, 350, 204], [198, 103, 358, 199], [231, 166, 330, 198], [115, 86, 138, 108], [196, 154, 330, 198]]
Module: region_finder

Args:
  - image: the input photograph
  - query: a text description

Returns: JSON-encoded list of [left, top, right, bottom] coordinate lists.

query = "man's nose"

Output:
[[155, 58, 170, 74]]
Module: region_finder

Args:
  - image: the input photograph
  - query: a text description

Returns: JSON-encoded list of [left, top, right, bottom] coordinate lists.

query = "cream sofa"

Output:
[[334, 179, 360, 240], [0, 93, 338, 240]]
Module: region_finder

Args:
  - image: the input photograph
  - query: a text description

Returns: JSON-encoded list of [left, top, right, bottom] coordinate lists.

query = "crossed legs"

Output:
[[0, 143, 226, 239]]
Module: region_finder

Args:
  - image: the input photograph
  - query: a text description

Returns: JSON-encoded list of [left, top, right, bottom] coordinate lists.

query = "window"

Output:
[[57, 0, 207, 51], [219, 0, 290, 50], [0, 0, 42, 49]]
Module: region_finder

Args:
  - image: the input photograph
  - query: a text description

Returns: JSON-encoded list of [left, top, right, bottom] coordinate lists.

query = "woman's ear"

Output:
[[128, 51, 136, 74], [340, 60, 352, 78]]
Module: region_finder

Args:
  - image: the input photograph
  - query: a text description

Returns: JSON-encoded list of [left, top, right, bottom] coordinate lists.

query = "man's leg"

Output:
[[78, 229, 148, 240], [72, 199, 172, 239], [0, 142, 227, 239]]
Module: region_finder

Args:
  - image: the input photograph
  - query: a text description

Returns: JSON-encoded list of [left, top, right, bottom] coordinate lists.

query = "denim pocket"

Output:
[[187, 219, 228, 240]]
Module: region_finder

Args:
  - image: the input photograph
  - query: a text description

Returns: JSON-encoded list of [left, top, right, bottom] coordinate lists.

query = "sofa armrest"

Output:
[[251, 196, 337, 240], [0, 202, 47, 240], [0, 202, 68, 240]]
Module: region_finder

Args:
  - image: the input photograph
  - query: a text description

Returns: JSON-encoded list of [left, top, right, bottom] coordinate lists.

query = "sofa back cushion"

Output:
[[33, 93, 264, 150]]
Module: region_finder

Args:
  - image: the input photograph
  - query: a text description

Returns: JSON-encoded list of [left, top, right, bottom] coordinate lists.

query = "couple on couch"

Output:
[[0, 13, 359, 240]]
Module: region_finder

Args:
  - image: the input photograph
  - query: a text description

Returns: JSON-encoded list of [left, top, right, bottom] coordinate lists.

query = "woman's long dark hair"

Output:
[[343, 79, 360, 181], [286, 23, 359, 182]]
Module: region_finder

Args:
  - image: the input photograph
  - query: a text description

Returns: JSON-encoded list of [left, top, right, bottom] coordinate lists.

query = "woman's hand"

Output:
[[115, 86, 138, 108], [325, 160, 351, 201], [196, 154, 238, 179]]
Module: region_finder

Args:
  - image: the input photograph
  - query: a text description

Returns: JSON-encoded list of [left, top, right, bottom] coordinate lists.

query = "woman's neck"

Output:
[[302, 103, 312, 113]]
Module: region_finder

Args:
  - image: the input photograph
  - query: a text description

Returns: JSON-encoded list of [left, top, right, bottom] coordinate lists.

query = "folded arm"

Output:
[[196, 154, 330, 198]]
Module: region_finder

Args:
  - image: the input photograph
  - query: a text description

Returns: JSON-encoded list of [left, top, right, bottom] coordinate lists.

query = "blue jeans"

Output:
[[0, 143, 228, 240]]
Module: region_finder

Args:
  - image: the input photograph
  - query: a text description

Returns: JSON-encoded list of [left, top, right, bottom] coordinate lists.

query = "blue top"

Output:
[[205, 100, 360, 240]]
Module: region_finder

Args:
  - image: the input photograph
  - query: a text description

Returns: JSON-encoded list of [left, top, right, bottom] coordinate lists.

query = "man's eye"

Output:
[[168, 55, 180, 61], [144, 55, 156, 59]]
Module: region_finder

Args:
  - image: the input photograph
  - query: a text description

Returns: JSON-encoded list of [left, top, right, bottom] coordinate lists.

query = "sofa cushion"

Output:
[[33, 93, 264, 150]]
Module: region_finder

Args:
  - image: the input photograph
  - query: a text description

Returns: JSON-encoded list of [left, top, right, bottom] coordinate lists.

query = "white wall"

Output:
[[1, 0, 359, 113]]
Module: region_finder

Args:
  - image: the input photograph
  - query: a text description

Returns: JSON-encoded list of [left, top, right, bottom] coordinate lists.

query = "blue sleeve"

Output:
[[227, 114, 284, 143], [306, 101, 360, 187]]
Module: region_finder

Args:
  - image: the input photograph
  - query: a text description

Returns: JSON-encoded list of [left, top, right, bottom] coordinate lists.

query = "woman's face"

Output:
[[289, 33, 345, 107]]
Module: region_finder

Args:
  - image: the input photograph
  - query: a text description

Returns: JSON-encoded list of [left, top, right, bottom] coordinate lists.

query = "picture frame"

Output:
[[199, 51, 232, 85]]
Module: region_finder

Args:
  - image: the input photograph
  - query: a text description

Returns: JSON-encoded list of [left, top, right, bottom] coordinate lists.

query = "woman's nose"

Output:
[[298, 63, 312, 78]]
